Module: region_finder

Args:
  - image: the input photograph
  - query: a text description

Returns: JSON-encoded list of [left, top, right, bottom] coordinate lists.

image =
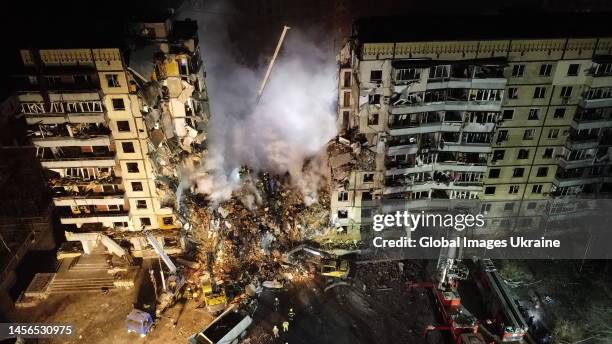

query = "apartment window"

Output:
[[518, 149, 530, 159], [136, 200, 147, 209], [337, 210, 348, 219], [481, 203, 492, 213], [109, 204, 120, 211], [532, 184, 543, 193], [560, 86, 573, 98], [338, 191, 349, 202], [511, 64, 525, 77], [493, 150, 505, 161], [567, 64, 580, 76], [343, 71, 351, 87], [484, 186, 496, 195], [343, 92, 350, 107], [508, 87, 518, 99], [368, 94, 381, 105], [497, 130, 509, 142], [126, 162, 139, 173], [131, 181, 143, 191], [528, 108, 540, 120], [513, 168, 525, 178], [73, 74, 92, 85], [363, 173, 374, 183], [488, 168, 501, 178], [111, 98, 125, 111], [533, 87, 546, 99], [396, 68, 420, 81], [121, 142, 135, 153], [553, 108, 566, 119], [117, 120, 130, 132], [429, 65, 449, 79], [140, 217, 151, 226], [537, 167, 549, 177], [543, 148, 554, 159], [504, 203, 514, 211], [548, 128, 559, 139], [527, 202, 537, 210], [106, 74, 120, 87], [162, 217, 173, 225], [370, 70, 382, 83], [368, 113, 379, 125], [523, 129, 535, 140], [502, 109, 514, 120], [539, 64, 552, 76], [509, 185, 520, 194], [362, 191, 373, 201]]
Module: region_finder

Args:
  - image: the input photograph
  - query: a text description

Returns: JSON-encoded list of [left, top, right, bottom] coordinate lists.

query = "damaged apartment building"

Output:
[[331, 14, 612, 238], [13, 15, 208, 257]]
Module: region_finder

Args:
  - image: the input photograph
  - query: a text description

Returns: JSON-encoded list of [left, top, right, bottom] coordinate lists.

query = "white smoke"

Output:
[[179, 2, 338, 206]]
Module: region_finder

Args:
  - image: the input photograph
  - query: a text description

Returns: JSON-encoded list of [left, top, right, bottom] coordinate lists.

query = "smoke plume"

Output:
[[179, 2, 338, 206]]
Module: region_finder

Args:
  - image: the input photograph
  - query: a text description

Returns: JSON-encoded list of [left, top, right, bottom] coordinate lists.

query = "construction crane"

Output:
[[256, 25, 290, 103]]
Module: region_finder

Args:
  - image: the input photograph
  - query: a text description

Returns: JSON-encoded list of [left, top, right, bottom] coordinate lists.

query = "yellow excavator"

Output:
[[282, 244, 350, 279], [201, 278, 228, 314]]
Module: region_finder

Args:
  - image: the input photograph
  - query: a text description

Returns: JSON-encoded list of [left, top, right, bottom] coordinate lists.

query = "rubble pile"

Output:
[[355, 260, 425, 291], [182, 170, 332, 291], [327, 132, 376, 186]]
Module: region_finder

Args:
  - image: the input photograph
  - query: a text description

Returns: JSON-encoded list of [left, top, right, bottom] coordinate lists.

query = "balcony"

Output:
[[38, 147, 116, 168], [57, 208, 130, 225], [29, 123, 111, 147], [52, 189, 125, 207], [566, 134, 600, 149]]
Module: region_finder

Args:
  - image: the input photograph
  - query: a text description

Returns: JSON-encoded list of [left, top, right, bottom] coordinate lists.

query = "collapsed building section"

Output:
[[13, 14, 209, 260]]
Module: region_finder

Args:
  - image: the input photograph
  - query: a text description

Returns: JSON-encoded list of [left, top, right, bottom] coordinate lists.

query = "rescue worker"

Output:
[[272, 325, 280, 338], [185, 287, 193, 300], [288, 308, 295, 321], [274, 297, 280, 311], [282, 321, 289, 332]]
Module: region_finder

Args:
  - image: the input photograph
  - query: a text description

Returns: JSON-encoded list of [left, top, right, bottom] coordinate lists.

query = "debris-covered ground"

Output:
[[496, 260, 612, 344]]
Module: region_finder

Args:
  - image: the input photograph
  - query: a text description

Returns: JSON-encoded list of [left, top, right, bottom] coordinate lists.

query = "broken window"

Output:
[[548, 129, 559, 139], [337, 191, 349, 202], [513, 168, 525, 178], [567, 64, 580, 76], [543, 148, 554, 159], [484, 186, 496, 195], [337, 210, 348, 219], [363, 173, 374, 183], [131, 182, 143, 191], [361, 191, 373, 201], [502, 109, 514, 120], [488, 169, 500, 178], [560, 86, 573, 98], [343, 92, 351, 107], [136, 200, 147, 209], [140, 217, 151, 226], [73, 74, 92, 85], [537, 167, 549, 177], [518, 149, 530, 159], [511, 64, 525, 77], [368, 113, 379, 125], [369, 70, 382, 83], [523, 129, 535, 140], [532, 184, 543, 193], [533, 87, 546, 99], [112, 98, 125, 111], [368, 94, 381, 105], [481, 203, 491, 213], [343, 71, 351, 87], [553, 108, 566, 119], [396, 68, 420, 82], [429, 65, 449, 79], [126, 162, 139, 173], [493, 150, 505, 161], [528, 108, 540, 120], [106, 74, 120, 87], [509, 185, 520, 194], [121, 142, 135, 153], [117, 120, 130, 132], [508, 87, 518, 99], [497, 130, 509, 142], [539, 64, 552, 76]]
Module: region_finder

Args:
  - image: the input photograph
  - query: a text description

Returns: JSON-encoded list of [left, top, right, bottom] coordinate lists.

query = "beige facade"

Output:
[[333, 35, 612, 239]]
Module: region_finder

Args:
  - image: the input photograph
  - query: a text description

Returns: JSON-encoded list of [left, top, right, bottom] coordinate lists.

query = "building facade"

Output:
[[13, 17, 208, 256], [331, 19, 612, 240]]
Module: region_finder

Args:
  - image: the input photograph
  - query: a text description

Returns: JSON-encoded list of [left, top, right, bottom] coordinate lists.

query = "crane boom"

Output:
[[257, 25, 290, 103], [145, 231, 177, 273]]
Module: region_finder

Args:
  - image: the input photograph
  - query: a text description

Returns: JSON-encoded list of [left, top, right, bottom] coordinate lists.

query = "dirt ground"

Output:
[[7, 263, 213, 344]]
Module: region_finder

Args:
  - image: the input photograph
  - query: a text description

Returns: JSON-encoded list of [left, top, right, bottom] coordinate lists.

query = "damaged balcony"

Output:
[[51, 185, 125, 207], [56, 206, 129, 225], [391, 88, 503, 114], [572, 108, 612, 130], [36, 146, 116, 168], [29, 123, 111, 147]]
